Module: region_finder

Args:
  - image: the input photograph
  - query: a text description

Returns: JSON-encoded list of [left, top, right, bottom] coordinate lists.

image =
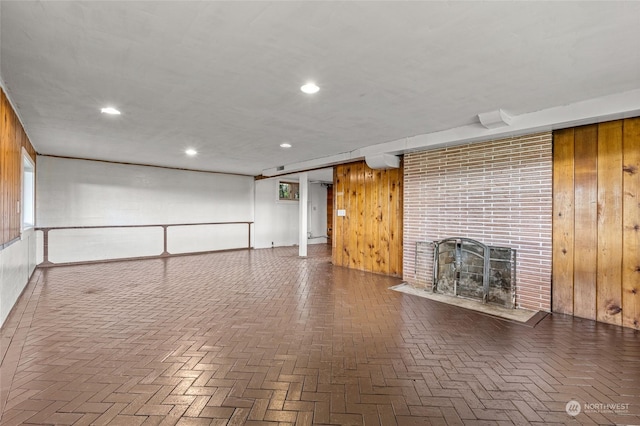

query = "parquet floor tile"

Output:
[[1, 245, 639, 425]]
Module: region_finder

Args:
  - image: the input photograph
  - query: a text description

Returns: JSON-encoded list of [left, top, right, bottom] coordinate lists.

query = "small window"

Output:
[[22, 152, 35, 230], [278, 181, 299, 201]]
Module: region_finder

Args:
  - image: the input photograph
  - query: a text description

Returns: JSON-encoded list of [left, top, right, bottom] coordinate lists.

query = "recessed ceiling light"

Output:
[[280, 143, 292, 148], [185, 148, 198, 156], [300, 82, 319, 94], [100, 107, 121, 115]]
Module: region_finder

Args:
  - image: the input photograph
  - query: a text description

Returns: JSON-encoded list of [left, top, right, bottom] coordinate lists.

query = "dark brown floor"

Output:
[[1, 245, 639, 425]]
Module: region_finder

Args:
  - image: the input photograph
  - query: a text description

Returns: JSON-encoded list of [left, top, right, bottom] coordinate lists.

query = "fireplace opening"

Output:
[[420, 238, 516, 308]]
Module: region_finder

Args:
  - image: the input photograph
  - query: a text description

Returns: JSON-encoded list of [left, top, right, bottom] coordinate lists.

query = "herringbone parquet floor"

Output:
[[1, 245, 639, 425]]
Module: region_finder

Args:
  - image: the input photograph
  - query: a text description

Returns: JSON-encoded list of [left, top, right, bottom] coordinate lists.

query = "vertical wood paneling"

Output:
[[345, 164, 355, 267], [552, 117, 640, 329], [390, 167, 403, 276], [12, 125, 23, 236], [376, 169, 389, 274], [622, 117, 640, 329], [355, 162, 365, 268], [331, 167, 345, 266], [340, 164, 350, 267], [382, 170, 392, 274], [332, 167, 344, 267], [8, 103, 16, 236], [2, 93, 14, 243], [552, 129, 575, 315], [596, 121, 623, 326], [342, 164, 349, 268], [331, 161, 403, 276], [364, 167, 374, 272], [389, 166, 402, 276], [573, 125, 598, 320], [1, 88, 36, 247], [326, 185, 333, 243], [0, 91, 6, 244], [370, 169, 380, 273]]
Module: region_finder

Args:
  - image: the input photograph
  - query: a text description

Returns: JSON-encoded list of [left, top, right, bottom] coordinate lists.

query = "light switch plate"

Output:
[[337, 209, 346, 217]]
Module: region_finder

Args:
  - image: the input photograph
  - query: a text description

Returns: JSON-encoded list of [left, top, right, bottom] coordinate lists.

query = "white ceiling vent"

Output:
[[365, 153, 400, 170], [478, 109, 513, 129]]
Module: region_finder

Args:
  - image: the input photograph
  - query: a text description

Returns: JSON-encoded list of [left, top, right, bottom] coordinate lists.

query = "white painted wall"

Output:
[[254, 178, 328, 249], [168, 223, 250, 254], [48, 227, 164, 263], [308, 183, 328, 242], [254, 178, 299, 249], [299, 173, 308, 257], [37, 156, 254, 226], [36, 156, 255, 263], [0, 229, 37, 327]]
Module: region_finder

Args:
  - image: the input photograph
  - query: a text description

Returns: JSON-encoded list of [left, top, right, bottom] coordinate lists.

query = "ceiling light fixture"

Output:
[[185, 148, 198, 156], [300, 82, 319, 94], [280, 143, 292, 148], [100, 107, 121, 115]]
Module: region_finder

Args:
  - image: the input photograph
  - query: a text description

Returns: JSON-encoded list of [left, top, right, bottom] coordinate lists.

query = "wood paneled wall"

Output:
[[332, 161, 403, 276], [326, 185, 333, 242], [553, 117, 640, 329], [1, 87, 37, 247]]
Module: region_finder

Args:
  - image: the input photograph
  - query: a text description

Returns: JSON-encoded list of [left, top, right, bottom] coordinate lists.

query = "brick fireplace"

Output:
[[403, 133, 552, 311]]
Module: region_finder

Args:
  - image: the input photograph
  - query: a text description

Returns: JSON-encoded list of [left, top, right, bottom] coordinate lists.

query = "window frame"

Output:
[[277, 180, 300, 202], [21, 149, 35, 231]]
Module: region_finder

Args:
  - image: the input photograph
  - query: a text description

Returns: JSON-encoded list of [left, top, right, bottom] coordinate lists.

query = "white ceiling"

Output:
[[1, 1, 639, 176]]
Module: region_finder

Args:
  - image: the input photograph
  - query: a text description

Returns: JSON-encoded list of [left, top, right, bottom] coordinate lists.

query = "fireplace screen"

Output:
[[432, 238, 516, 308]]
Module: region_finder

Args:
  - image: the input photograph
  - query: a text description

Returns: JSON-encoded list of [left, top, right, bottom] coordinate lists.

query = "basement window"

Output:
[[278, 181, 299, 201], [22, 152, 35, 230]]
